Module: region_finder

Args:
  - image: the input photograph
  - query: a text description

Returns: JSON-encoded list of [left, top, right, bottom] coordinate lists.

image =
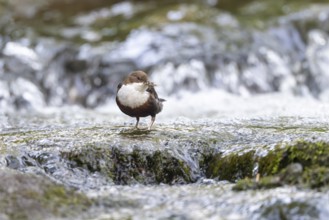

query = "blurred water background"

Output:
[[1, 0, 329, 117], [1, 1, 329, 219]]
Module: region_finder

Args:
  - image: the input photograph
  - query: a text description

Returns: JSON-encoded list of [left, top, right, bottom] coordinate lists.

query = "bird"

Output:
[[116, 71, 165, 130]]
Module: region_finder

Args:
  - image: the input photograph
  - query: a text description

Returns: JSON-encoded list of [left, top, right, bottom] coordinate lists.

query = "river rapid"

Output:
[[1, 0, 329, 219]]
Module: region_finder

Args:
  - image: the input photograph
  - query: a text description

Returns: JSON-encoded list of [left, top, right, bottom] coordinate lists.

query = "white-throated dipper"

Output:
[[116, 71, 165, 130]]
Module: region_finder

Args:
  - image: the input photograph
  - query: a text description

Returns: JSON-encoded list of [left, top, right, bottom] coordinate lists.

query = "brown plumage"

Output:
[[116, 71, 165, 129]]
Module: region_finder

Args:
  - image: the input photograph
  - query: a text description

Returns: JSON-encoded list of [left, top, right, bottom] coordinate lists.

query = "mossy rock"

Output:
[[303, 166, 329, 189], [260, 201, 319, 220], [235, 141, 329, 190], [0, 167, 91, 220], [233, 176, 282, 191], [61, 140, 329, 188], [205, 150, 255, 182], [233, 163, 303, 191], [259, 141, 329, 176], [62, 146, 194, 185]]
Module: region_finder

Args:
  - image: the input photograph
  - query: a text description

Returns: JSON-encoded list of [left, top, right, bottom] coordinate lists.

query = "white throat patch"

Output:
[[117, 83, 150, 108]]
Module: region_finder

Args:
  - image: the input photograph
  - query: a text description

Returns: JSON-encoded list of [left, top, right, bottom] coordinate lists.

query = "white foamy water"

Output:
[[97, 89, 329, 122]]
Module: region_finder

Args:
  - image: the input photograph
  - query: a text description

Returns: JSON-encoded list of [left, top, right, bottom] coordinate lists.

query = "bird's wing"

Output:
[[147, 86, 166, 102]]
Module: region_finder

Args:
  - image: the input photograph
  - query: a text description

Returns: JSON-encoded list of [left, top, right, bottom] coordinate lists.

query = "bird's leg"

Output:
[[135, 117, 140, 129], [148, 116, 155, 130]]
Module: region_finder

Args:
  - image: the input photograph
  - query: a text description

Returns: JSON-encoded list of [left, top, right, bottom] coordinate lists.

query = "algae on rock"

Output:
[[234, 141, 329, 190], [0, 167, 92, 220], [62, 145, 195, 185], [205, 150, 255, 182]]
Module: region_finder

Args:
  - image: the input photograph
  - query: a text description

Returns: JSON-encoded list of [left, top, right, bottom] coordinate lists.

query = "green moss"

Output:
[[310, 127, 328, 132], [233, 178, 255, 191], [303, 166, 329, 189], [111, 148, 149, 184], [258, 148, 283, 176], [65, 145, 110, 172], [147, 151, 192, 184], [206, 151, 255, 182], [0, 168, 92, 220], [284, 141, 329, 166], [63, 146, 193, 185], [235, 141, 329, 190], [233, 176, 282, 191], [42, 185, 91, 217], [261, 201, 319, 220], [234, 163, 303, 191], [259, 141, 329, 177]]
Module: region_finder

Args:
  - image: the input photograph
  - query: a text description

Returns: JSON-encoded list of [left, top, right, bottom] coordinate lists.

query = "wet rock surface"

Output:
[[88, 184, 328, 220], [0, 167, 91, 220], [1, 110, 329, 219], [2, 0, 329, 219]]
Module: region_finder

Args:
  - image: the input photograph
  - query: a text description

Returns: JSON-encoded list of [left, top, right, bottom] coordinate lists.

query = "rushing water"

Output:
[[1, 1, 329, 110], [1, 0, 329, 219], [2, 104, 329, 219]]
